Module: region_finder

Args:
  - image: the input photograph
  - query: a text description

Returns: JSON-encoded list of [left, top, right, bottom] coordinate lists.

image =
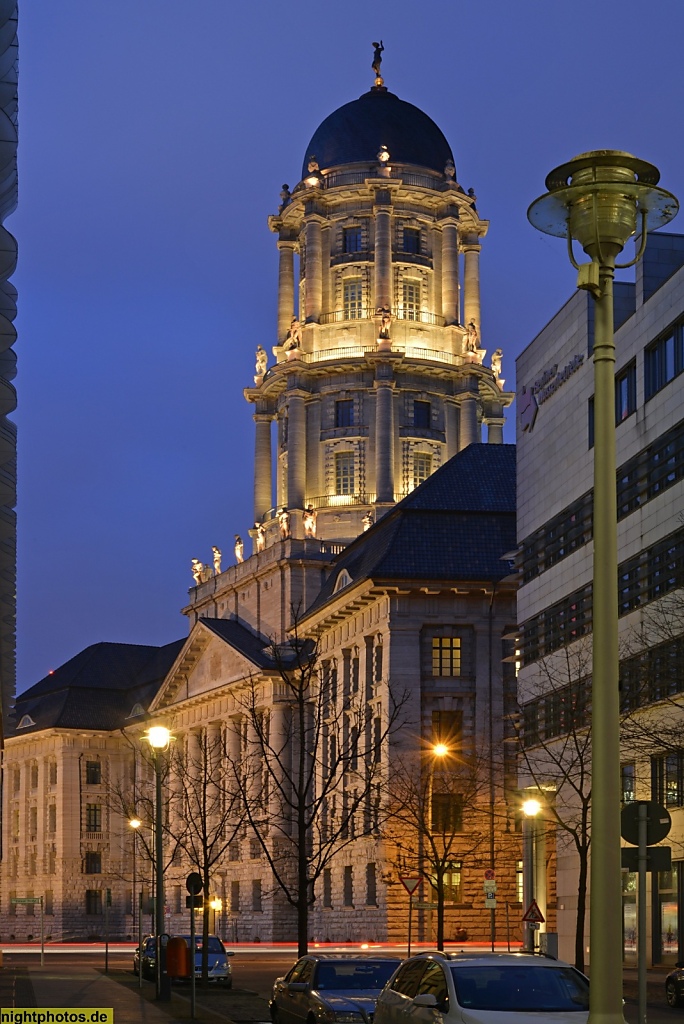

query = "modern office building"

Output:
[[516, 231, 684, 966]]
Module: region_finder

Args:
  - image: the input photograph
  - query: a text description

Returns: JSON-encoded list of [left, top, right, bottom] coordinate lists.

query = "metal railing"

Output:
[[317, 308, 445, 327], [322, 168, 445, 191], [307, 492, 407, 510]]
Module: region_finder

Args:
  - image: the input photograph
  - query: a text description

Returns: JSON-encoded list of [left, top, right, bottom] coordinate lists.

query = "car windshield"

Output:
[[315, 961, 399, 991], [451, 965, 589, 1012], [178, 936, 225, 954]]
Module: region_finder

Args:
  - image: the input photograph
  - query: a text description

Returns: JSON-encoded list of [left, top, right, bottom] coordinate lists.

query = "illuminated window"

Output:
[[413, 453, 432, 488], [335, 453, 355, 495], [432, 637, 461, 676], [401, 280, 421, 321], [343, 279, 363, 319], [430, 861, 462, 902]]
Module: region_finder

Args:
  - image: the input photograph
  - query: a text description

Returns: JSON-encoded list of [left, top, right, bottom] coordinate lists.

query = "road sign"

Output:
[[484, 895, 496, 909], [186, 872, 203, 895], [522, 899, 545, 924], [399, 876, 422, 895], [484, 869, 496, 881], [186, 895, 203, 909], [483, 881, 497, 893], [621, 801, 671, 846], [11, 897, 42, 904], [621, 846, 672, 872]]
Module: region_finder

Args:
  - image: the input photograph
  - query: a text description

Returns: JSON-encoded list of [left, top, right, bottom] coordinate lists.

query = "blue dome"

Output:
[[302, 88, 454, 179]]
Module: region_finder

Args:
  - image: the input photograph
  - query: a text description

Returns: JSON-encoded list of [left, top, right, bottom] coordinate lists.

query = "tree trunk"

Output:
[[436, 868, 445, 951], [201, 864, 211, 985], [575, 842, 588, 973]]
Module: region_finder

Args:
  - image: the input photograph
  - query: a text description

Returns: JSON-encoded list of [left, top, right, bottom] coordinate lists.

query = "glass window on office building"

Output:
[[621, 762, 636, 804], [645, 327, 684, 399], [615, 362, 637, 422], [335, 452, 355, 495], [343, 279, 363, 320]]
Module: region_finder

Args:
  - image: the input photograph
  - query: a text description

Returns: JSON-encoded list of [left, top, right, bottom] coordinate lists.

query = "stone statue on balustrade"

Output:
[[464, 319, 480, 353], [234, 535, 244, 564], [286, 317, 302, 350], [255, 522, 266, 552], [212, 546, 222, 575], [303, 504, 317, 538], [376, 306, 392, 340], [491, 348, 503, 379], [278, 506, 291, 540], [255, 345, 268, 377], [362, 511, 374, 532], [191, 558, 203, 585]]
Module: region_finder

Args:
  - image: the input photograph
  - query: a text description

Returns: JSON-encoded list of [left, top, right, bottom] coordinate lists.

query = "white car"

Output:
[[374, 952, 589, 1024]]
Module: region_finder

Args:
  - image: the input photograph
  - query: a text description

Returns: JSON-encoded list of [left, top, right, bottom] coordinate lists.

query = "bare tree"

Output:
[[383, 749, 488, 950], [514, 643, 593, 972], [228, 612, 408, 956]]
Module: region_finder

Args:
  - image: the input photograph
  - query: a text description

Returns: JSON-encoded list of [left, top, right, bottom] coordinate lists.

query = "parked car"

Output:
[[666, 963, 684, 1007], [133, 934, 234, 986], [374, 952, 589, 1024], [270, 955, 402, 1024]]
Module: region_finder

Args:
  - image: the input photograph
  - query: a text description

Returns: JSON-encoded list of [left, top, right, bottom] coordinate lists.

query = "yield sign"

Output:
[[399, 876, 422, 896], [522, 899, 545, 924]]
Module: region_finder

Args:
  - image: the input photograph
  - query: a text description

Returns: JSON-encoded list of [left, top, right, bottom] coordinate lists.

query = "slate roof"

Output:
[[9, 639, 185, 736], [305, 444, 516, 617], [198, 617, 274, 668]]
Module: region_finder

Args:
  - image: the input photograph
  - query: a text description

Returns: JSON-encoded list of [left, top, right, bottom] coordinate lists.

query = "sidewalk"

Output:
[[0, 963, 265, 1024]]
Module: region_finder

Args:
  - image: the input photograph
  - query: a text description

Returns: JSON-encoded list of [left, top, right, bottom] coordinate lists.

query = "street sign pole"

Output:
[[638, 803, 647, 1024], [138, 891, 143, 990], [40, 896, 44, 967], [399, 877, 422, 957]]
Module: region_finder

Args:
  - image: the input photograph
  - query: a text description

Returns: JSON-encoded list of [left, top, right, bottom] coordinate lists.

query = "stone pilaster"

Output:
[[459, 378, 480, 449], [277, 241, 296, 343], [286, 390, 307, 509], [306, 396, 321, 500], [462, 241, 482, 334], [445, 398, 460, 459], [375, 371, 395, 502], [304, 217, 323, 323], [431, 225, 443, 319], [253, 412, 273, 523], [373, 191, 392, 311], [486, 418, 505, 444], [441, 219, 460, 325]]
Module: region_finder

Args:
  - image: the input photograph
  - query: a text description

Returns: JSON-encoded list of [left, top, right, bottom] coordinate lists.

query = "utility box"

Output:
[[539, 932, 558, 958], [166, 936, 191, 978]]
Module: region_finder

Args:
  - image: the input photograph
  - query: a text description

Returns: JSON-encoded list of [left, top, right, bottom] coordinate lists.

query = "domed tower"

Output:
[[245, 57, 512, 550]]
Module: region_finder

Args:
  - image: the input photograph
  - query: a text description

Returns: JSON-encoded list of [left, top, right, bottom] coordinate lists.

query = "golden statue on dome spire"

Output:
[[372, 40, 384, 87]]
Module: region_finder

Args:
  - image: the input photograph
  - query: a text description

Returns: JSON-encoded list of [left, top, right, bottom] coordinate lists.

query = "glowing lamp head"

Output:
[[377, 146, 390, 163], [209, 898, 222, 912], [523, 798, 542, 818], [129, 817, 142, 830], [432, 743, 449, 758], [146, 725, 171, 750]]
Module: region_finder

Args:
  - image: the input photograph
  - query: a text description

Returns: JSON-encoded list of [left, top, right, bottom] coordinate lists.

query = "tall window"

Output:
[[85, 890, 102, 915], [431, 793, 463, 834], [413, 453, 432, 488], [403, 227, 421, 254], [48, 762, 57, 786], [230, 880, 240, 912], [343, 279, 363, 319], [645, 329, 683, 399], [252, 879, 262, 912], [430, 861, 462, 902], [343, 226, 362, 253], [431, 709, 463, 749], [335, 399, 354, 428], [47, 804, 56, 833], [615, 362, 637, 422], [652, 752, 684, 807], [84, 851, 102, 874], [414, 400, 431, 429], [335, 452, 355, 495], [30, 763, 38, 789], [323, 868, 333, 908], [29, 806, 37, 835], [85, 804, 102, 831], [621, 763, 636, 804], [366, 862, 378, 906], [343, 865, 354, 906], [85, 761, 101, 785], [432, 637, 461, 676], [401, 280, 421, 320]]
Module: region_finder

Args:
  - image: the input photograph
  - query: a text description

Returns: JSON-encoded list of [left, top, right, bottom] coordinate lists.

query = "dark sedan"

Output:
[[271, 955, 402, 1024], [666, 964, 684, 1007]]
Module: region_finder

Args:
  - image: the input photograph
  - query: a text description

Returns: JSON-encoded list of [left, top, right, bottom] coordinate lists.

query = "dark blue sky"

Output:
[[12, 0, 684, 690]]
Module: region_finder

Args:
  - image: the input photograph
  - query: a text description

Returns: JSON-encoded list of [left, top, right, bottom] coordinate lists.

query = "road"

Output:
[[0, 948, 681, 1024]]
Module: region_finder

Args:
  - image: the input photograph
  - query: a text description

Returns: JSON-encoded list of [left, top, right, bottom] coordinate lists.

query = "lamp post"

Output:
[[145, 725, 173, 1001], [522, 797, 541, 951], [429, 742, 449, 951], [129, 817, 141, 930], [528, 152, 678, 1024]]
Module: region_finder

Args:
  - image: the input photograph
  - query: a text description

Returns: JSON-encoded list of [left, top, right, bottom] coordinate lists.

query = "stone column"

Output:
[[253, 413, 273, 523], [373, 191, 392, 311], [375, 371, 395, 502], [459, 378, 480, 449], [486, 418, 505, 444], [463, 241, 482, 334], [431, 225, 443, 320], [441, 219, 460, 325], [306, 397, 321, 500], [304, 217, 323, 322], [277, 241, 296, 343], [445, 398, 460, 459], [287, 390, 307, 509]]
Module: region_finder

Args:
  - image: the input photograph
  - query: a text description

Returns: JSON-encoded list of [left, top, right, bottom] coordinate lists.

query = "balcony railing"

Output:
[[317, 308, 445, 327], [307, 492, 407, 510]]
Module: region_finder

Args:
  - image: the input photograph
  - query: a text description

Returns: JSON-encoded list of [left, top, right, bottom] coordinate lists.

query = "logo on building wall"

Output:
[[519, 354, 585, 432]]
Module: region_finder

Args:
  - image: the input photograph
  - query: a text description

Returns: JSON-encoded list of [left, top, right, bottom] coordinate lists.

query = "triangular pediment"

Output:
[[150, 618, 274, 711]]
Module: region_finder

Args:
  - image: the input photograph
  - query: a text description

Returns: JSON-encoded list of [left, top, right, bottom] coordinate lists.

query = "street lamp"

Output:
[[145, 724, 173, 1001], [522, 798, 541, 952], [528, 152, 678, 1024], [129, 817, 141, 931]]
